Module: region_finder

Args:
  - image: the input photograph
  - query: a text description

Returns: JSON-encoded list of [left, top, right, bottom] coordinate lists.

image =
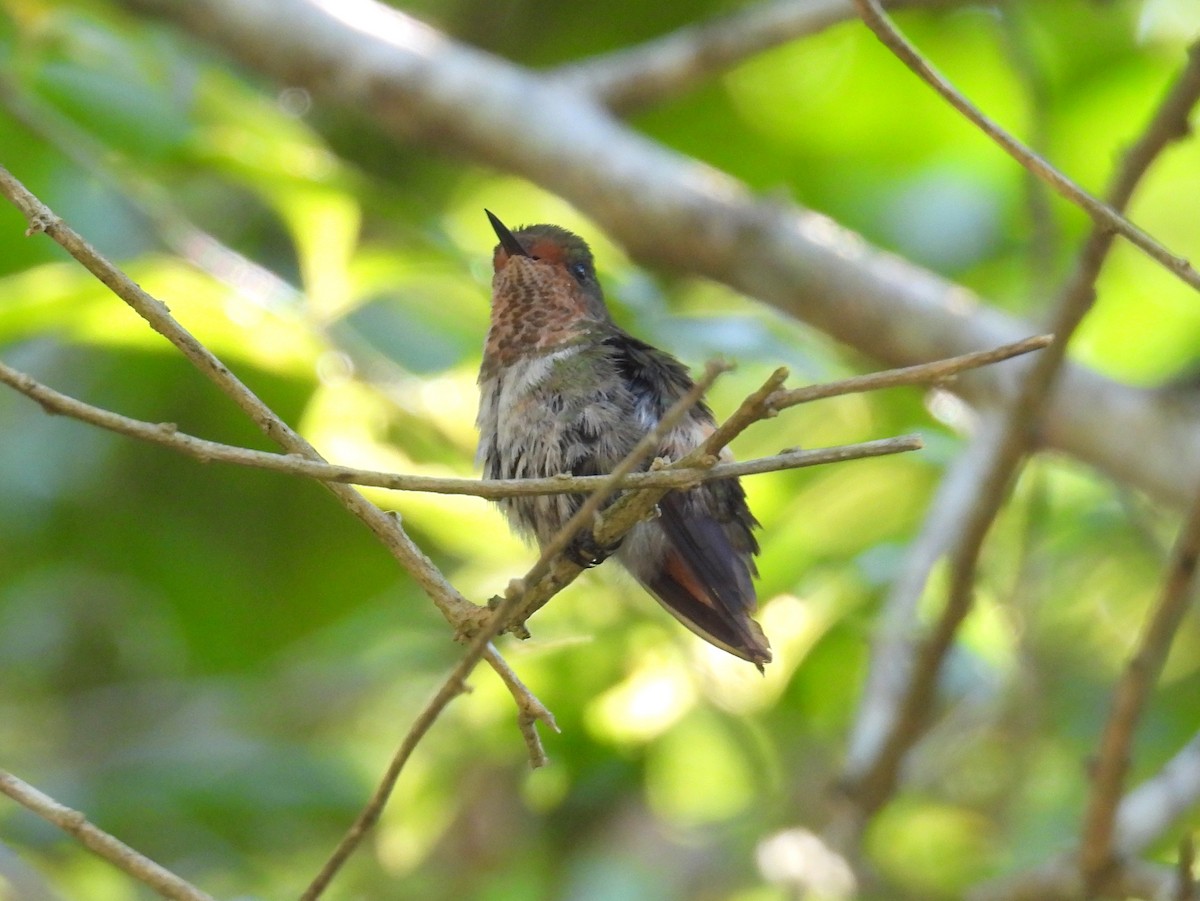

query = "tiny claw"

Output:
[[565, 531, 623, 568]]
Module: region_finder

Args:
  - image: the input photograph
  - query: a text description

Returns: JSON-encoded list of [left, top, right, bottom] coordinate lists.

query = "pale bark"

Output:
[[114, 0, 1200, 510]]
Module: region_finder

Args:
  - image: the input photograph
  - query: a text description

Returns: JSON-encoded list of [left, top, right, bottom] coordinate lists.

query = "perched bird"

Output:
[[476, 211, 771, 669]]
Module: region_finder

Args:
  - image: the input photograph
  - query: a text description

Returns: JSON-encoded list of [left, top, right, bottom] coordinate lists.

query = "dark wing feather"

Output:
[[651, 490, 770, 667], [604, 332, 707, 421], [657, 489, 758, 608], [604, 330, 770, 667]]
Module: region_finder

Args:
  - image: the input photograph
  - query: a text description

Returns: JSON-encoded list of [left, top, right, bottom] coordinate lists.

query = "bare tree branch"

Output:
[[483, 641, 560, 766], [975, 729, 1200, 898], [841, 411, 1007, 781], [0, 354, 923, 495], [302, 361, 732, 900], [0, 352, 921, 494], [554, 0, 966, 114], [833, 27, 1200, 850], [1080, 490, 1200, 893], [770, 334, 1052, 409], [0, 164, 565, 769], [0, 770, 216, 901], [299, 647, 474, 901], [4, 335, 1049, 500], [851, 0, 1200, 292], [111, 0, 1200, 510]]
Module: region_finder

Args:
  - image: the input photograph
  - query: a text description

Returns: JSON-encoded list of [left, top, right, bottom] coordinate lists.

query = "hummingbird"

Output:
[[476, 211, 771, 669]]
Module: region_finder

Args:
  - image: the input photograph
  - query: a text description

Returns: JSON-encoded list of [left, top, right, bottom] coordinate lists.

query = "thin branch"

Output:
[[302, 363, 728, 900], [301, 592, 569, 901], [483, 643, 559, 766], [851, 0, 1200, 293], [996, 6, 1061, 290], [300, 644, 476, 901], [1079, 489, 1200, 893], [554, 0, 966, 115], [506, 366, 794, 632], [0, 165, 556, 766], [835, 32, 1200, 843], [1177, 835, 1196, 901], [0, 770, 216, 901], [0, 354, 920, 495], [840, 412, 1007, 782], [969, 656, 1200, 901], [771, 334, 1052, 409]]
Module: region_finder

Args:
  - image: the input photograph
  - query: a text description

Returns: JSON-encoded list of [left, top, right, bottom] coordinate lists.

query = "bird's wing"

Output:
[[604, 332, 770, 667], [648, 487, 770, 668]]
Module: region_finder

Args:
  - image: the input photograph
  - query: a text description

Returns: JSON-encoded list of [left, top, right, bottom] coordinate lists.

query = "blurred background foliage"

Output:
[[1, 0, 1199, 899]]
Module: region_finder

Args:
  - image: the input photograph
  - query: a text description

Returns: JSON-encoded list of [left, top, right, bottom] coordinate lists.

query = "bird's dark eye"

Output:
[[569, 262, 590, 282]]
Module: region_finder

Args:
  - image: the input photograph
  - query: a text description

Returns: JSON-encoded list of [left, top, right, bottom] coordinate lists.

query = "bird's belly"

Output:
[[481, 356, 604, 547]]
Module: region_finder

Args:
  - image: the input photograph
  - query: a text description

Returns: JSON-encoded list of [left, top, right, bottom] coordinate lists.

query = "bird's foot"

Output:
[[565, 531, 622, 568]]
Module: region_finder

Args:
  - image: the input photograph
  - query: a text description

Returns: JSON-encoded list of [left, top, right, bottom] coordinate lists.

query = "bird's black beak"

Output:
[[485, 209, 529, 258]]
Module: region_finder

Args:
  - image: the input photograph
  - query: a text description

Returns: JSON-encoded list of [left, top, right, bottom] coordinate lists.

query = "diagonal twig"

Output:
[[0, 164, 555, 764], [301, 362, 729, 900], [835, 30, 1200, 847], [0, 770, 216, 901], [851, 0, 1200, 293], [771, 335, 1051, 409]]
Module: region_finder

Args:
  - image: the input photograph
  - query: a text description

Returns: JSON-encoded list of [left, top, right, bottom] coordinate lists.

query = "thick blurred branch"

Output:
[[834, 27, 1200, 853], [1116, 731, 1200, 855], [0, 770, 216, 901], [0, 72, 301, 312], [555, 0, 964, 114], [112, 0, 1200, 509]]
